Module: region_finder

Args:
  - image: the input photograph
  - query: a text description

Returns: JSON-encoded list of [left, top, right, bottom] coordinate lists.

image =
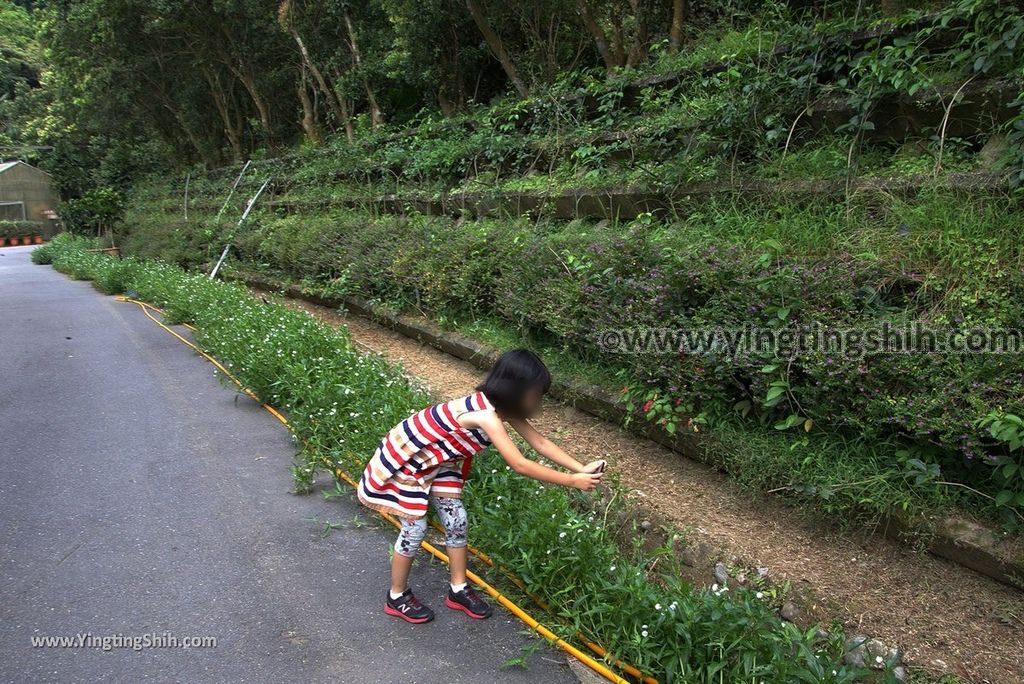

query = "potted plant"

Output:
[[33, 234, 43, 244]]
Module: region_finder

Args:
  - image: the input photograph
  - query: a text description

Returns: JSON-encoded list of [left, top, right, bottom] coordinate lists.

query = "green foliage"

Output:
[[0, 0, 42, 155], [120, 181, 1024, 529], [977, 410, 1024, 529], [60, 187, 125, 236], [1006, 75, 1024, 192], [10, 0, 1019, 193], [37, 233, 907, 683], [0, 219, 42, 237]]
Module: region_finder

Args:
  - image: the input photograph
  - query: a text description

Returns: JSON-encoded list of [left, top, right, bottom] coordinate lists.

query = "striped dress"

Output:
[[357, 390, 495, 519]]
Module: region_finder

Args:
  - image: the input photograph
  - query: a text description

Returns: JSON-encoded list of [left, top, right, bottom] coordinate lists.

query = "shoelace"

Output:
[[462, 587, 482, 604]]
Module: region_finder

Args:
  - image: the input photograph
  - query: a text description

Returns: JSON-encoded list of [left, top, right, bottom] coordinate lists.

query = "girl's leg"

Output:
[[432, 495, 491, 618], [431, 496, 469, 585], [390, 552, 415, 596], [448, 546, 468, 588], [391, 516, 427, 594], [384, 516, 434, 623]]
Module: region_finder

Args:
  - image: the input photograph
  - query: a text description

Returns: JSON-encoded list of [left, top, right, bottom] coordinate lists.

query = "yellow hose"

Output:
[[115, 295, 648, 684]]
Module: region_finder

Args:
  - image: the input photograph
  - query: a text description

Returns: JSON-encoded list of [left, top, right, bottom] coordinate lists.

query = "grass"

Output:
[[35, 233, 910, 683]]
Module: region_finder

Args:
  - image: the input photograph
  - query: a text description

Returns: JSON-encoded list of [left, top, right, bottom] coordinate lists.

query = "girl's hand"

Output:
[[581, 460, 607, 474], [571, 471, 603, 491]]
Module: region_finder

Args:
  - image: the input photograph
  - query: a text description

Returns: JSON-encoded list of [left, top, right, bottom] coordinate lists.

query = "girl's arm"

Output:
[[506, 417, 605, 474], [463, 412, 602, 491]]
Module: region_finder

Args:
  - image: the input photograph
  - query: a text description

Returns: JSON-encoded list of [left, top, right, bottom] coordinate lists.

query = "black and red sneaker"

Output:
[[384, 589, 435, 624], [445, 585, 493, 619]]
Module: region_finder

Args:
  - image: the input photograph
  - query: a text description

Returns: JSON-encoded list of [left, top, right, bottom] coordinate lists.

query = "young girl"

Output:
[[357, 348, 605, 623]]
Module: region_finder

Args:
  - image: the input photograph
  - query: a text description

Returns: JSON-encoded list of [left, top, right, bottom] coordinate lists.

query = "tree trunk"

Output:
[[287, 30, 347, 131], [141, 72, 214, 165], [438, 91, 455, 116], [332, 68, 356, 143], [343, 10, 382, 127], [298, 65, 321, 144], [608, 1, 627, 67], [669, 0, 687, 53], [626, 0, 648, 66], [575, 0, 620, 69], [215, 24, 275, 145], [339, 97, 354, 143], [233, 63, 273, 142], [200, 65, 244, 161], [464, 0, 528, 98]]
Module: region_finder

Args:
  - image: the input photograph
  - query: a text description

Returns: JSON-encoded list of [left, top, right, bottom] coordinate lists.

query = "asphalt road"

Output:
[[0, 245, 578, 684]]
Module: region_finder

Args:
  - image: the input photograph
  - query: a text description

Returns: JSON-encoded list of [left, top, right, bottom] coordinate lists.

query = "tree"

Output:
[[465, 0, 528, 98]]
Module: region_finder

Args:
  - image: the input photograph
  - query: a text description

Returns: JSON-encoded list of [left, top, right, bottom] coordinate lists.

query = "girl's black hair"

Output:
[[476, 348, 551, 419]]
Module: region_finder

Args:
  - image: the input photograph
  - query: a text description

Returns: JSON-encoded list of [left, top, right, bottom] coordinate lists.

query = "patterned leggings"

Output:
[[394, 495, 468, 558]]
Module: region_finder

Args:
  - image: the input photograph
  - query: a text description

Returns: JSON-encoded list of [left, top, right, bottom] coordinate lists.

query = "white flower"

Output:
[[875, 656, 883, 664], [559, 532, 566, 538], [711, 583, 718, 591], [609, 565, 616, 572], [641, 630, 648, 638], [496, 496, 502, 500], [655, 603, 661, 610], [756, 592, 764, 599], [551, 514, 556, 519]]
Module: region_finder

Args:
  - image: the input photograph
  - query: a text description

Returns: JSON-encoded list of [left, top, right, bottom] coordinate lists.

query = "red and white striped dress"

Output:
[[357, 391, 495, 519]]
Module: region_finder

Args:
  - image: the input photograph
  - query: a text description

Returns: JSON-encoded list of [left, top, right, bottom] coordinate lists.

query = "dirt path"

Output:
[[277, 294, 1024, 684]]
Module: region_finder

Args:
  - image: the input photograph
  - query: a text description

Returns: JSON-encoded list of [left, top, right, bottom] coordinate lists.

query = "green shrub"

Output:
[[123, 187, 1024, 527], [31, 233, 78, 264], [0, 220, 43, 238]]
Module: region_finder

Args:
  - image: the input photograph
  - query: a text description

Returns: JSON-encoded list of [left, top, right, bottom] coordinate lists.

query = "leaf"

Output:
[[995, 490, 1014, 507], [803, 419, 814, 432]]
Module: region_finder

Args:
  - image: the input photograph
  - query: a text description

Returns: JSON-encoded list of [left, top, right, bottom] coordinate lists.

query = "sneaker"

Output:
[[384, 589, 435, 624], [445, 585, 493, 619]]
